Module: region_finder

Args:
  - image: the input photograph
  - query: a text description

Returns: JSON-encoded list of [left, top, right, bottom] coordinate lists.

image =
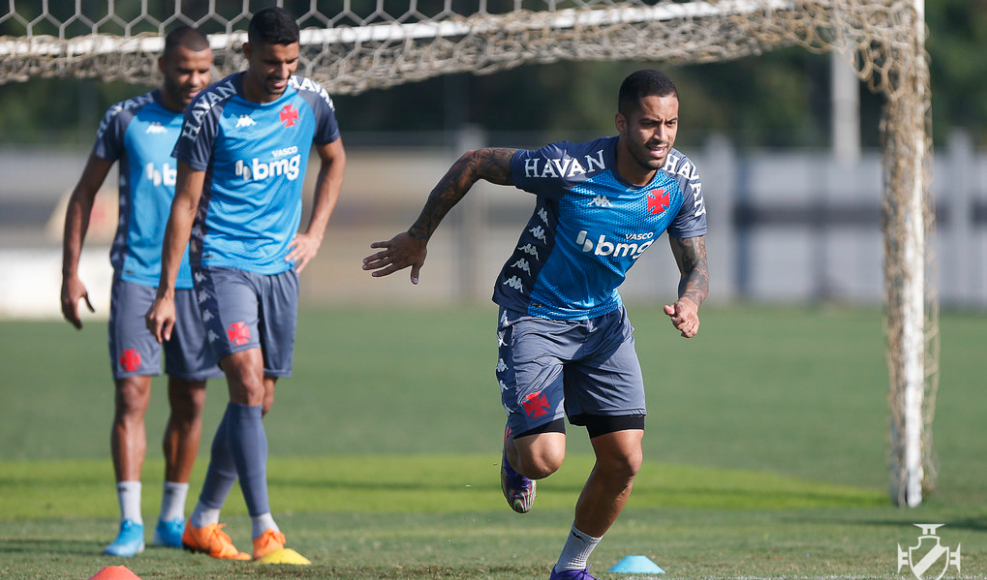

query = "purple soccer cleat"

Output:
[[550, 567, 599, 579]]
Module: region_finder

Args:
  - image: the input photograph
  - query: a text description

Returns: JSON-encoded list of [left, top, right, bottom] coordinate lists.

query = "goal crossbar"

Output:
[[0, 0, 795, 58]]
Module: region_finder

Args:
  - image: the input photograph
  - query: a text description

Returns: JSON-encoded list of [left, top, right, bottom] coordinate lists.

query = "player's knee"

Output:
[[224, 372, 266, 405], [600, 447, 642, 483], [115, 377, 150, 415], [168, 380, 206, 417], [516, 446, 565, 479], [221, 354, 267, 405]]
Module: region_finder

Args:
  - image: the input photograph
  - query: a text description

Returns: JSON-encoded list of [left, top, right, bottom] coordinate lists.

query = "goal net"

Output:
[[0, 0, 937, 507]]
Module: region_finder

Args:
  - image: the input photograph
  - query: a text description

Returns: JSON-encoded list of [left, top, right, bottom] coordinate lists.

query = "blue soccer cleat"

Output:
[[103, 519, 145, 557], [153, 517, 185, 549], [501, 445, 536, 513], [550, 566, 599, 580]]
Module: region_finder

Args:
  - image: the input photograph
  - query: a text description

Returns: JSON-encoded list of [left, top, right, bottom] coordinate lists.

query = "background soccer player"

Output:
[[60, 27, 216, 557], [363, 69, 708, 580], [146, 7, 346, 562]]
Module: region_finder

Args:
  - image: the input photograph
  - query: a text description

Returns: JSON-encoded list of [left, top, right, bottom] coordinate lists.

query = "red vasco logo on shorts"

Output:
[[119, 349, 141, 372], [647, 188, 669, 215], [226, 322, 251, 346], [279, 104, 298, 127], [522, 391, 551, 419]]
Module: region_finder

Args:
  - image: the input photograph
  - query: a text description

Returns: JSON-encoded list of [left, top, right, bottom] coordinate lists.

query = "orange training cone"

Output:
[[87, 565, 143, 580]]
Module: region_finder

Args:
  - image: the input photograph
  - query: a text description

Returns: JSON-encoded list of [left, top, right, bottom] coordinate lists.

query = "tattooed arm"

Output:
[[362, 148, 517, 284], [664, 235, 709, 338], [407, 148, 516, 241]]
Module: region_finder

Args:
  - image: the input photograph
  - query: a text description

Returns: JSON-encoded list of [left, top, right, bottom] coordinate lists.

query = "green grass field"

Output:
[[1, 305, 984, 579]]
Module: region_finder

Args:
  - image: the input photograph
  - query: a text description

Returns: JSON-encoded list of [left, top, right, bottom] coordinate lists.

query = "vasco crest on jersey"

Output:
[[280, 104, 299, 127], [647, 187, 670, 215]]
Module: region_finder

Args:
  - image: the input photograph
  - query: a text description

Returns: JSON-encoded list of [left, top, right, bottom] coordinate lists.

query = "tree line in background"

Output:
[[0, 0, 982, 150]]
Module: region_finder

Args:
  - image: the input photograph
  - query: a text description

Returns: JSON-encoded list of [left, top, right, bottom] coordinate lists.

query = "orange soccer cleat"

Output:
[[252, 528, 286, 560], [181, 523, 250, 561]]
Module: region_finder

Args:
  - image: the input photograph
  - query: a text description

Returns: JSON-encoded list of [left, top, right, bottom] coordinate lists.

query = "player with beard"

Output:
[[146, 7, 346, 562], [61, 27, 217, 557], [363, 70, 708, 579]]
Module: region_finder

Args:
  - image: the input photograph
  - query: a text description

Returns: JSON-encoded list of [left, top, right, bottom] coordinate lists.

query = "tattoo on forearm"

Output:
[[409, 148, 516, 240], [673, 236, 709, 306]]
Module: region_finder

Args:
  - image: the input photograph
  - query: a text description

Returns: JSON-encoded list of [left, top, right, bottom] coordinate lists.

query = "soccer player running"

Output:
[[363, 70, 708, 579], [146, 7, 346, 562], [60, 28, 217, 557]]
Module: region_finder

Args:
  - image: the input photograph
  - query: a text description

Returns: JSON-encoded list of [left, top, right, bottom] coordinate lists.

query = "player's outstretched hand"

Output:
[[362, 231, 427, 285], [145, 295, 176, 344], [286, 231, 322, 273], [663, 298, 700, 338], [60, 275, 95, 329]]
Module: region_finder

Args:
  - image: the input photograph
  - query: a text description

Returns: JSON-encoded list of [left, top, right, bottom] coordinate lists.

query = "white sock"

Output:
[[116, 481, 143, 524], [251, 513, 279, 540], [554, 524, 602, 572], [159, 481, 189, 523], [190, 502, 221, 528]]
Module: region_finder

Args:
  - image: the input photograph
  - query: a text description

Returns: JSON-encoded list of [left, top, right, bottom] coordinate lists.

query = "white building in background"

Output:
[[0, 133, 984, 319]]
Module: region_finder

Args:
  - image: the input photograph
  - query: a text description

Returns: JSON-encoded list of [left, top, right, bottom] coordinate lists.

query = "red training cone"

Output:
[[87, 565, 143, 580]]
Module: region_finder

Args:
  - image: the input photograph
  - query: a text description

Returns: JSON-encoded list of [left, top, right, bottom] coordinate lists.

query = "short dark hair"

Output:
[[163, 26, 209, 58], [248, 7, 300, 46], [618, 69, 678, 117]]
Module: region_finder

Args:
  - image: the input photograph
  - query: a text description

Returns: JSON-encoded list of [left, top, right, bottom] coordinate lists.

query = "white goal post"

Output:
[[0, 0, 937, 506]]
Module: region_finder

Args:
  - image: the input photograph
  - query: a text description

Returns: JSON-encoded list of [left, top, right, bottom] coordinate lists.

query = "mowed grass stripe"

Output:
[[0, 454, 884, 519], [3, 506, 984, 579]]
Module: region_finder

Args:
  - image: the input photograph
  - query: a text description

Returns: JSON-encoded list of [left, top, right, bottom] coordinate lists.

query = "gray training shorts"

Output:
[[193, 266, 299, 378], [108, 275, 222, 381], [495, 305, 647, 437]]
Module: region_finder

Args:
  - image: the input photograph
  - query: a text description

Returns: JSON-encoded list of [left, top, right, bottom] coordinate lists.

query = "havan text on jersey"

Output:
[[522, 148, 606, 179]]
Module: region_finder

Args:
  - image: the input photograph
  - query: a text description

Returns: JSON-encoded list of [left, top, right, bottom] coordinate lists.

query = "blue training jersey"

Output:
[[173, 73, 340, 274], [93, 90, 194, 289], [493, 136, 707, 321]]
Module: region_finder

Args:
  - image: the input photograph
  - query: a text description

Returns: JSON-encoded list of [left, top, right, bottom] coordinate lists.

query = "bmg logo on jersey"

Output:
[[145, 162, 176, 187], [576, 230, 654, 260], [234, 147, 302, 182]]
